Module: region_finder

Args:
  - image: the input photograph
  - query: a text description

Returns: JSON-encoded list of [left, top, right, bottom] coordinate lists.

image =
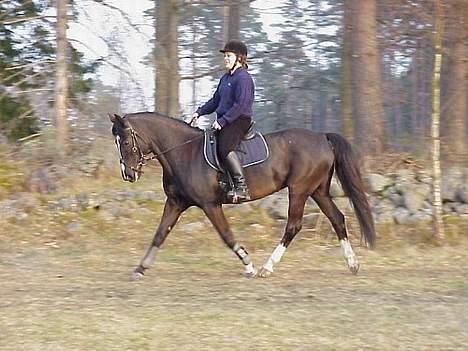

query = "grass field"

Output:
[[1, 196, 467, 351]]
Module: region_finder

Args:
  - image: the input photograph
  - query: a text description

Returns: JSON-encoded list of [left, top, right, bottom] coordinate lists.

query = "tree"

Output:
[[55, 0, 69, 157], [431, 0, 445, 241], [442, 0, 467, 156], [154, 0, 181, 117], [1, 0, 97, 144], [0, 0, 47, 141], [223, 0, 240, 41], [350, 0, 385, 154], [340, 0, 353, 140]]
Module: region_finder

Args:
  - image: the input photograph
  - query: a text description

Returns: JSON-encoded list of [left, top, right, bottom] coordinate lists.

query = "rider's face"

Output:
[[224, 52, 237, 70]]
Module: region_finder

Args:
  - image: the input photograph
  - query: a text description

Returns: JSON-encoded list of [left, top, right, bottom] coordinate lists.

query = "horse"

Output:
[[109, 112, 376, 280]]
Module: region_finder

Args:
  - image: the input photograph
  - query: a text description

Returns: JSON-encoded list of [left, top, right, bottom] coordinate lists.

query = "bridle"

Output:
[[118, 123, 203, 175]]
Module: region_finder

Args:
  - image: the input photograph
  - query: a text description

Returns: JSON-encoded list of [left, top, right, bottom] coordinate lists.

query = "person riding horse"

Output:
[[190, 40, 254, 203]]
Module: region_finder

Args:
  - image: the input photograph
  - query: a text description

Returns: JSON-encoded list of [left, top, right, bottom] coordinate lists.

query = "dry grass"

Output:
[[1, 146, 467, 350], [1, 184, 467, 350]]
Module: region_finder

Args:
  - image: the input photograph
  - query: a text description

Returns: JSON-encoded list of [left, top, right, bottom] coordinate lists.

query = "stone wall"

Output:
[[256, 167, 468, 225]]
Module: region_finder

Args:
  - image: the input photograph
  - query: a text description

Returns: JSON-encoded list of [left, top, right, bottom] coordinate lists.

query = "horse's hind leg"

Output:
[[311, 187, 359, 274], [131, 197, 188, 281], [202, 204, 257, 278], [259, 192, 308, 278]]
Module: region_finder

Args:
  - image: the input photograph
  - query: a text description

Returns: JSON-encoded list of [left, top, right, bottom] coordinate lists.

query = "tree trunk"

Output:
[[223, 0, 240, 42], [442, 0, 467, 156], [431, 0, 445, 242], [341, 0, 353, 141], [350, 0, 385, 154], [154, 0, 180, 117], [55, 0, 69, 157]]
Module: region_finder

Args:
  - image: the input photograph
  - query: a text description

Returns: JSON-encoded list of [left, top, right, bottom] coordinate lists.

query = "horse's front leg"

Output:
[[202, 204, 257, 278], [130, 197, 188, 281]]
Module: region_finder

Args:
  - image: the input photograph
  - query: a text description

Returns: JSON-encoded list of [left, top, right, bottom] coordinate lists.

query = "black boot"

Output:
[[224, 151, 250, 203]]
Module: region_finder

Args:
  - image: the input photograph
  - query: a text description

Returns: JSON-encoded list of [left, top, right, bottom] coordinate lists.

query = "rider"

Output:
[[190, 40, 254, 202]]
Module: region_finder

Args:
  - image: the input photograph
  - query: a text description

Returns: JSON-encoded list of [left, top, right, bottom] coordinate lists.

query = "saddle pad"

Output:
[[204, 131, 269, 171]]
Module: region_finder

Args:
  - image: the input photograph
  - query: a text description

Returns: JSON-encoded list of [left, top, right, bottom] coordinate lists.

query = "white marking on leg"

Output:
[[141, 246, 158, 269], [340, 239, 358, 269], [263, 243, 287, 272], [244, 262, 255, 274]]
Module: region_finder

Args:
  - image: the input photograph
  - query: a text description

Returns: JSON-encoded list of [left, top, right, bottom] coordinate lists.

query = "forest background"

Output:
[[2, 0, 466, 157], [1, 1, 468, 349], [2, 0, 467, 235]]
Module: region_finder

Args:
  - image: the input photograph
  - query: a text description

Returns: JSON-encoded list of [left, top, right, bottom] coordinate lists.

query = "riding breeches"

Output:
[[216, 116, 252, 160]]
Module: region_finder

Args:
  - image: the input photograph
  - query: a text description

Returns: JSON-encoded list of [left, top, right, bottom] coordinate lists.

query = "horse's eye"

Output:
[[124, 141, 130, 146]]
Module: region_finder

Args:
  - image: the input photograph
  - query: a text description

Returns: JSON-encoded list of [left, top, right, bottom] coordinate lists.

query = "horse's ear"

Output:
[[109, 113, 128, 128]]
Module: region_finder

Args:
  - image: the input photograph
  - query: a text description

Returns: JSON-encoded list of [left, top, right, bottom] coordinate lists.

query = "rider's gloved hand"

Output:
[[212, 120, 222, 130]]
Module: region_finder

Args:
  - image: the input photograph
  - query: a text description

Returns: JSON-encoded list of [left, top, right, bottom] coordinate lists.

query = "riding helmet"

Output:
[[220, 40, 248, 57]]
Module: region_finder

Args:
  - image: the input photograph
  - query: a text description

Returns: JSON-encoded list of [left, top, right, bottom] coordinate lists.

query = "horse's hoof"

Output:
[[348, 263, 360, 275], [242, 267, 258, 279], [258, 267, 273, 278], [129, 270, 144, 281]]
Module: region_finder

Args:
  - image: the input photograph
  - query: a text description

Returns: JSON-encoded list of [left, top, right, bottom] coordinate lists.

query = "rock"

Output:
[[443, 203, 456, 214], [442, 167, 464, 202], [456, 185, 468, 204], [388, 193, 404, 207], [408, 211, 432, 223], [454, 203, 468, 215], [393, 207, 411, 225], [394, 169, 415, 181], [365, 174, 390, 193], [441, 182, 458, 202], [329, 178, 345, 197], [416, 170, 432, 184], [401, 183, 431, 212], [403, 192, 426, 212], [373, 199, 395, 214], [257, 194, 289, 220], [306, 198, 320, 212], [333, 197, 352, 212], [375, 211, 394, 223]]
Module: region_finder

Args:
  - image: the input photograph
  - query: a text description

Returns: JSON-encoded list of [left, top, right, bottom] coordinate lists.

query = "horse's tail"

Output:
[[325, 133, 376, 249]]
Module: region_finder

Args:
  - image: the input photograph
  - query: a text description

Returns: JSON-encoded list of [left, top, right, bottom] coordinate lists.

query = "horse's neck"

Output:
[[134, 115, 199, 147], [132, 115, 202, 169]]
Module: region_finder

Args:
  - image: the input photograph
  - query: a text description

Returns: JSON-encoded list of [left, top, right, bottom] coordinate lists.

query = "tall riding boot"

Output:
[[225, 151, 250, 203]]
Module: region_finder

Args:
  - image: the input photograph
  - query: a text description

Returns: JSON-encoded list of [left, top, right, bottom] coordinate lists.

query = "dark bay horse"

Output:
[[109, 112, 376, 280]]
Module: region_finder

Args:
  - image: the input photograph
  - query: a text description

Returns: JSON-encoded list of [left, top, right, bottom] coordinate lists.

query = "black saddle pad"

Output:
[[204, 130, 269, 171]]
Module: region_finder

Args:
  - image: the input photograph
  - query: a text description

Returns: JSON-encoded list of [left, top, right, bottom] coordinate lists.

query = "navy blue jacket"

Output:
[[196, 68, 254, 128]]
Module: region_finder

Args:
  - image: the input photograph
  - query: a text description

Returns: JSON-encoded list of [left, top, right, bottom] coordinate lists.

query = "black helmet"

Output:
[[220, 40, 248, 56]]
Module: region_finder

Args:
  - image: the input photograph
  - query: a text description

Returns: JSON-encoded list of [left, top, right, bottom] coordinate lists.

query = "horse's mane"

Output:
[[124, 111, 202, 133]]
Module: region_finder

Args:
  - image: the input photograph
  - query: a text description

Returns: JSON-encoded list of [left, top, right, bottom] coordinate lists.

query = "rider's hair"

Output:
[[237, 54, 248, 69]]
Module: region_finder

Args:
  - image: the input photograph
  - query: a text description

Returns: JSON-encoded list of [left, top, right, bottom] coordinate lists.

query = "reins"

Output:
[[126, 122, 204, 171]]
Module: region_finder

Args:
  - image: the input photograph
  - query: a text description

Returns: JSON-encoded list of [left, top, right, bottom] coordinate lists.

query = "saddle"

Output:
[[203, 123, 269, 195], [203, 124, 269, 172]]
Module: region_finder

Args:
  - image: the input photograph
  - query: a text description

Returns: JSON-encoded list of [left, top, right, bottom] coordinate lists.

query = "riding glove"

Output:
[[212, 120, 222, 130]]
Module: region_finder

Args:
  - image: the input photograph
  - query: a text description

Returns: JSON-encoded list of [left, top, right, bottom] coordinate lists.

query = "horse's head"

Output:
[[109, 113, 147, 183]]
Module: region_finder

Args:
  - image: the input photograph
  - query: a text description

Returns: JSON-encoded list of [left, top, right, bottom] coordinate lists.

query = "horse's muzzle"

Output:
[[120, 160, 139, 182]]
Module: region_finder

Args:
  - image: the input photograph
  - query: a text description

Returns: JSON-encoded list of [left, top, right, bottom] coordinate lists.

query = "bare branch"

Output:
[[4, 60, 55, 71], [0, 15, 45, 25], [88, 0, 150, 38]]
